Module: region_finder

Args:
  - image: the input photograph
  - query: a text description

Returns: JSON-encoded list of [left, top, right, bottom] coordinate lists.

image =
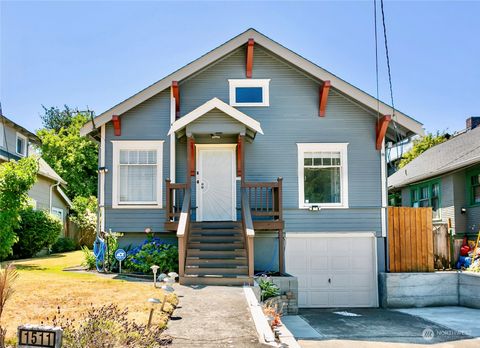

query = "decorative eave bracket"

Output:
[[112, 115, 121, 136], [319, 80, 331, 117], [246, 38, 254, 78], [172, 81, 180, 118], [376, 115, 392, 150]]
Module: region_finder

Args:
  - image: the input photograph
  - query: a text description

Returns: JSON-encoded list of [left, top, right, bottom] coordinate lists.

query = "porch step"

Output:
[[187, 249, 246, 258], [188, 242, 244, 251], [191, 221, 241, 230], [186, 257, 247, 267], [185, 266, 248, 275], [180, 274, 252, 286], [189, 235, 242, 243], [190, 230, 242, 237]]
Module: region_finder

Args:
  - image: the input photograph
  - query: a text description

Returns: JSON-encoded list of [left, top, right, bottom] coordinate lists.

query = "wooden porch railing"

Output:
[[177, 189, 191, 277], [241, 191, 255, 278], [242, 177, 283, 221], [165, 179, 188, 222]]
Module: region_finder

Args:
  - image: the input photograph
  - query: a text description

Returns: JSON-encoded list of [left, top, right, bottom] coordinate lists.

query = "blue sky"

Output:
[[1, 1, 479, 134]]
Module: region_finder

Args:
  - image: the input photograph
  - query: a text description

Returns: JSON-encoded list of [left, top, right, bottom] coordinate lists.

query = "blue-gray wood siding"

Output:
[[101, 44, 385, 268]]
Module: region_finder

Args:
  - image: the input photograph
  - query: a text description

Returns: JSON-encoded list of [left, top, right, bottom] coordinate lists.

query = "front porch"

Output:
[[164, 98, 285, 285]]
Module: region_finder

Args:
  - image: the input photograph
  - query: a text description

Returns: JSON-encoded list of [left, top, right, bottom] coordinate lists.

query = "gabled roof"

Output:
[[38, 158, 67, 185], [168, 98, 263, 136], [80, 28, 423, 137], [388, 126, 480, 189], [57, 186, 72, 207], [1, 114, 40, 144]]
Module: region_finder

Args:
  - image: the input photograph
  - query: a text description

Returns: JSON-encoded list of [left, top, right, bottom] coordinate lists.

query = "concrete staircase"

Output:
[[180, 221, 251, 286]]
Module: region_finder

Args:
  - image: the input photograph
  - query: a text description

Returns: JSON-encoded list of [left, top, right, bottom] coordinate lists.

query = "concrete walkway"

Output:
[[165, 285, 266, 347]]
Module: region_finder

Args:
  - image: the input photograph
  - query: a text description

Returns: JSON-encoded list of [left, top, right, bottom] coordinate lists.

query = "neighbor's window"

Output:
[[112, 141, 164, 208], [229, 79, 270, 106], [0, 122, 4, 147], [16, 133, 27, 156], [467, 169, 480, 205], [410, 180, 441, 219], [297, 143, 349, 208]]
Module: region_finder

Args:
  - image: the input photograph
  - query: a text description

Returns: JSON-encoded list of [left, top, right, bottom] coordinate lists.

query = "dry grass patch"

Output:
[[1, 251, 177, 342]]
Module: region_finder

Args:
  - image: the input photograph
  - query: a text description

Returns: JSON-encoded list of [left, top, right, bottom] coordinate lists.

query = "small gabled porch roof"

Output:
[[168, 97, 263, 138]]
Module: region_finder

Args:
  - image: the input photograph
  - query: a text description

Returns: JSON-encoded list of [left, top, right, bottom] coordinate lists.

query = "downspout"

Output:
[[49, 181, 61, 213]]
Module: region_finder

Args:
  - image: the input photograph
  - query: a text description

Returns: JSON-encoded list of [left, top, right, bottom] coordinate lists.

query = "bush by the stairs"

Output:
[[12, 208, 62, 259], [51, 237, 77, 253], [125, 237, 178, 274]]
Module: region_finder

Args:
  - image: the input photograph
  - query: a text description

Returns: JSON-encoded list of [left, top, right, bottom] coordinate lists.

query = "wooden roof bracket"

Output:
[[246, 38, 254, 78], [112, 115, 121, 136], [172, 81, 180, 119], [319, 80, 331, 117], [376, 115, 392, 150]]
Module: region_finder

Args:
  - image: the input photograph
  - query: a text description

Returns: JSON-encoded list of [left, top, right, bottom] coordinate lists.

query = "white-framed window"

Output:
[[228, 79, 270, 107], [0, 122, 4, 147], [16, 132, 27, 156], [112, 140, 164, 209], [51, 207, 64, 221], [297, 143, 349, 209]]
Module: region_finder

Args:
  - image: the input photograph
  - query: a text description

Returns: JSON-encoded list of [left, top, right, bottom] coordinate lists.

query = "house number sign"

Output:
[[17, 325, 62, 348]]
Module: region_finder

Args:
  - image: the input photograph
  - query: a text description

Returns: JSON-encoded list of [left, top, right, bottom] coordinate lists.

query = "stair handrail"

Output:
[[177, 189, 191, 278], [241, 189, 255, 278]]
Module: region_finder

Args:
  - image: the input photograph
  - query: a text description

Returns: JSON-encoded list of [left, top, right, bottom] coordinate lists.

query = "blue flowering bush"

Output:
[[125, 237, 178, 274]]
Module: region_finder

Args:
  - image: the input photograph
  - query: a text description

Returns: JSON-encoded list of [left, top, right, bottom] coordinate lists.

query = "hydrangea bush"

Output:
[[125, 236, 178, 274]]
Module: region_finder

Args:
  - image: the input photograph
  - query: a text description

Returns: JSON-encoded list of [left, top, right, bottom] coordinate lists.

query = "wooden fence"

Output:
[[388, 207, 434, 272]]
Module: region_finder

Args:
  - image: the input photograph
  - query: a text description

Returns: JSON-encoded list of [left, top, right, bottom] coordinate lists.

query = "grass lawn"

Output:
[[1, 251, 176, 342]]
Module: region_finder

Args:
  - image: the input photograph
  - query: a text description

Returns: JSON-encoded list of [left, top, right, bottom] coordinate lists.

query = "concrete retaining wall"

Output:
[[379, 271, 480, 309]]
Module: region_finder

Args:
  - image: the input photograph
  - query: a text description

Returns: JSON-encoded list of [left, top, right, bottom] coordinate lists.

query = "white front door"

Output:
[[196, 144, 236, 221]]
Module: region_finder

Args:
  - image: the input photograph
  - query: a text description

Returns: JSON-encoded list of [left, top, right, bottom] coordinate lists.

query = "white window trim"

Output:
[[297, 143, 349, 209], [16, 132, 27, 156], [112, 140, 164, 209], [228, 79, 270, 107], [0, 123, 4, 148], [51, 207, 64, 221]]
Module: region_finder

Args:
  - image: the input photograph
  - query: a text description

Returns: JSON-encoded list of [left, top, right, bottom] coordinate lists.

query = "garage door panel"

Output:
[[286, 234, 377, 308]]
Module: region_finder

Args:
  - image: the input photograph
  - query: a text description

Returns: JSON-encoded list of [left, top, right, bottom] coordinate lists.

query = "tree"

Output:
[[398, 132, 447, 168], [37, 108, 98, 198], [0, 157, 39, 260]]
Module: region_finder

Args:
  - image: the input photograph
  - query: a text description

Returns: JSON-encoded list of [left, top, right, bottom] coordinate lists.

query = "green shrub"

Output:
[[258, 278, 280, 301], [51, 237, 77, 253], [81, 246, 96, 270], [12, 208, 62, 259], [125, 237, 178, 274]]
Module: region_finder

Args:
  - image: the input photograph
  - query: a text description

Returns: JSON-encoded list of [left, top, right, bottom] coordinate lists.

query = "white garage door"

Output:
[[286, 233, 378, 308]]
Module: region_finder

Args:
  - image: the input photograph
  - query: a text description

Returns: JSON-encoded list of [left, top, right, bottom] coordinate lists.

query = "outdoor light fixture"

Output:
[[98, 166, 109, 174], [461, 207, 467, 214], [151, 265, 160, 287], [144, 227, 152, 233], [168, 272, 179, 280], [157, 273, 167, 282], [160, 285, 175, 312], [147, 298, 161, 328]]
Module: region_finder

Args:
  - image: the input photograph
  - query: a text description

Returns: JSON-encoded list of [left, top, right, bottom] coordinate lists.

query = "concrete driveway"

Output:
[[283, 307, 480, 347]]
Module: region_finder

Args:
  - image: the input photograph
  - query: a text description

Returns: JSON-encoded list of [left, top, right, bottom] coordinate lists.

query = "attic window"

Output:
[[229, 79, 270, 106], [16, 133, 27, 156]]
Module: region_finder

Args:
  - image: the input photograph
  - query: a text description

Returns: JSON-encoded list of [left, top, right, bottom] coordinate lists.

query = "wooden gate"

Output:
[[388, 207, 434, 272]]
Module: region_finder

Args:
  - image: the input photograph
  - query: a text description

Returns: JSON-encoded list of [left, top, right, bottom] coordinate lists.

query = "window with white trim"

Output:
[[51, 207, 64, 221], [0, 122, 4, 147], [16, 132, 27, 156], [229, 79, 270, 106], [112, 141, 164, 208], [297, 143, 349, 208]]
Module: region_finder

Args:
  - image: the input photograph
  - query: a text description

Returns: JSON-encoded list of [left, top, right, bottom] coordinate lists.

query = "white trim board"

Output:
[[111, 140, 164, 209], [168, 97, 263, 135], [80, 29, 423, 137]]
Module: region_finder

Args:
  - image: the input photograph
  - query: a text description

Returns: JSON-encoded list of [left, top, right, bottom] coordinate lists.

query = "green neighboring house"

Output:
[[0, 114, 72, 232], [388, 117, 480, 238]]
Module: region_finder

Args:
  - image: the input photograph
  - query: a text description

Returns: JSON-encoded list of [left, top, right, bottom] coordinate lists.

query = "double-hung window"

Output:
[[112, 141, 164, 208], [297, 143, 349, 209], [16, 132, 27, 156], [467, 167, 480, 206], [410, 180, 441, 219]]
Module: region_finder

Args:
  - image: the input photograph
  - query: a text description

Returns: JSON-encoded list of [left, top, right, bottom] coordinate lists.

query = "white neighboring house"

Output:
[[0, 114, 72, 232]]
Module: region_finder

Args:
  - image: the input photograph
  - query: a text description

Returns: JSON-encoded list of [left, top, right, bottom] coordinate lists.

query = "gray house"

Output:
[[81, 29, 423, 307], [389, 117, 480, 240], [0, 114, 71, 230]]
